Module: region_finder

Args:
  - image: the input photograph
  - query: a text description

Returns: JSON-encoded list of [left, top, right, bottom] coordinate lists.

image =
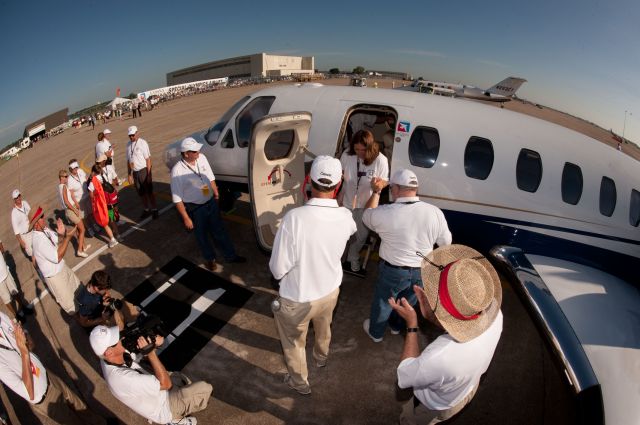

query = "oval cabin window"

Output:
[[629, 189, 640, 226], [561, 162, 583, 205], [409, 127, 440, 169], [464, 137, 494, 180], [516, 149, 543, 193], [599, 176, 617, 217]]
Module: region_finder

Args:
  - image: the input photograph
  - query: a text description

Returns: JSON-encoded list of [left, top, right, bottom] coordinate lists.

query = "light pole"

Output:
[[622, 110, 632, 143]]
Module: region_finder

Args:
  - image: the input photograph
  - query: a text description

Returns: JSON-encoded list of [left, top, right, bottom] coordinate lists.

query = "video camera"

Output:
[[103, 297, 123, 314], [121, 314, 167, 355]]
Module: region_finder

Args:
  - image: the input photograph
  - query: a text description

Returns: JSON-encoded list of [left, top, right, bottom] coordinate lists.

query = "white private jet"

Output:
[[165, 83, 639, 425], [404, 77, 527, 102]]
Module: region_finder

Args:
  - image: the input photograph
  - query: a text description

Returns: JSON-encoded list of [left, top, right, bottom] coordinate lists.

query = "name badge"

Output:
[[202, 185, 210, 197]]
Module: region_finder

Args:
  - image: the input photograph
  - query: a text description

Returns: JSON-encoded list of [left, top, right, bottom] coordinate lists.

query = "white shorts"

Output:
[[0, 272, 18, 305]]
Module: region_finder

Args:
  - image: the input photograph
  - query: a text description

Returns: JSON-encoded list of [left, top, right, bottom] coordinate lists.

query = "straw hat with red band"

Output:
[[420, 244, 502, 343], [28, 206, 45, 230]]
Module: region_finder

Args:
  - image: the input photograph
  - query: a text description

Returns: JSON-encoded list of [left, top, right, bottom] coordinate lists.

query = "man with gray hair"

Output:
[[362, 169, 452, 342], [269, 155, 356, 395]]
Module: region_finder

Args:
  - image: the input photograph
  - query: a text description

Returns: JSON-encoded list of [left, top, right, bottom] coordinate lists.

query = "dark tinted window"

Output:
[[236, 96, 276, 148], [264, 130, 295, 160], [205, 96, 249, 146], [561, 162, 583, 205], [221, 130, 234, 148], [409, 127, 440, 168], [516, 149, 542, 192], [630, 189, 640, 227], [464, 137, 494, 180], [599, 176, 616, 217]]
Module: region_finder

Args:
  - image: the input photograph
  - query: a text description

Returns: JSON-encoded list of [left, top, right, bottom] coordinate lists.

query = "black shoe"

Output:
[[20, 305, 34, 316], [152, 209, 159, 219], [227, 256, 246, 264], [140, 210, 151, 220]]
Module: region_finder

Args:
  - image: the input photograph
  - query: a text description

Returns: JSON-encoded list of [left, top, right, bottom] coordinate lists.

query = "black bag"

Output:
[[101, 173, 116, 193]]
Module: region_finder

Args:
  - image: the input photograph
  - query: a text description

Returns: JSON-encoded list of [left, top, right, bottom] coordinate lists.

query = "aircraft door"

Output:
[[249, 112, 312, 251]]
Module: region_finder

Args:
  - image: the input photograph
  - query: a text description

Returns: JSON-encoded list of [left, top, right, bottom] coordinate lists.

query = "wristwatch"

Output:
[[406, 327, 419, 333]]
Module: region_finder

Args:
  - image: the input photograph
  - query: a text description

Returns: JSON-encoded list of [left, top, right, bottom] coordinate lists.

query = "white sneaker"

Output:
[[167, 417, 197, 425], [350, 258, 361, 272], [84, 244, 91, 251], [363, 319, 383, 343], [77, 251, 88, 258], [108, 238, 118, 248]]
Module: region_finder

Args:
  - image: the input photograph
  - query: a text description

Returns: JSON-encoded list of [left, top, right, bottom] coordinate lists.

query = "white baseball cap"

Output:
[[310, 155, 342, 187], [103, 129, 112, 135], [390, 169, 419, 188], [89, 325, 120, 357], [180, 137, 202, 152], [11, 189, 20, 199], [128, 126, 138, 136]]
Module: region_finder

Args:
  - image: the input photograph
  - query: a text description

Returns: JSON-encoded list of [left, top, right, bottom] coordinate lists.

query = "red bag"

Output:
[[91, 175, 109, 228]]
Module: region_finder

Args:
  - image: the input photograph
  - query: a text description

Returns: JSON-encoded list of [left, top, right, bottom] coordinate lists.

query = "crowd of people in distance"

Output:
[[0, 120, 504, 425]]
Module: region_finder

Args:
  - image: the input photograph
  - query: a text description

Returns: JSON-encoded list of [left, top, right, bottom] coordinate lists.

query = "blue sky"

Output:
[[1, 0, 639, 148]]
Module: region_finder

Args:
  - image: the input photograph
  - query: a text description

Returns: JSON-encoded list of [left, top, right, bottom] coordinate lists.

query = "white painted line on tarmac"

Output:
[[139, 268, 188, 308], [158, 288, 225, 354]]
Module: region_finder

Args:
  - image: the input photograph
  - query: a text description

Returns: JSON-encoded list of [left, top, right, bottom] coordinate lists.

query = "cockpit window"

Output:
[[204, 96, 249, 146], [235, 96, 276, 148]]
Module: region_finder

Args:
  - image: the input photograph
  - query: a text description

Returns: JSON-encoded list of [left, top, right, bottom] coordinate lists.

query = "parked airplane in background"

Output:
[[1, 146, 21, 160], [403, 76, 527, 102], [165, 83, 639, 425]]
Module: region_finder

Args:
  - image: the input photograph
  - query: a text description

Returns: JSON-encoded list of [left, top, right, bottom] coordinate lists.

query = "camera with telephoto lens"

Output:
[[121, 314, 167, 355]]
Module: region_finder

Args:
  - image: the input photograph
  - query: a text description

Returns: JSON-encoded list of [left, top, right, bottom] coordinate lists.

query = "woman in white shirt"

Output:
[[58, 170, 90, 257], [339, 130, 389, 272]]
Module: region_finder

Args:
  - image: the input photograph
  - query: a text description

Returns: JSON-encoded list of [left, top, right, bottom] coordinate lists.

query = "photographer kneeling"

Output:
[[75, 270, 136, 329], [90, 325, 212, 425]]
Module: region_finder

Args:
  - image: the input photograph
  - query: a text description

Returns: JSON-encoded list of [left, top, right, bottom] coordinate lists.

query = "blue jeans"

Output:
[[188, 198, 236, 262], [368, 261, 423, 339]]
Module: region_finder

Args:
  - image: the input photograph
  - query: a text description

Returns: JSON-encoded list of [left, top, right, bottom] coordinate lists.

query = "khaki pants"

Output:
[[273, 287, 340, 389], [400, 385, 478, 425], [32, 372, 105, 425], [45, 263, 81, 314], [167, 372, 212, 420]]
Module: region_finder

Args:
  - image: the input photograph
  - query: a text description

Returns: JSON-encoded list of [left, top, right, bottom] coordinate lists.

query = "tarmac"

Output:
[[0, 78, 581, 424]]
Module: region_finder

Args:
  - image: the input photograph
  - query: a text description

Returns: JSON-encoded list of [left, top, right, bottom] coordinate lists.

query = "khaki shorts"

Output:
[[0, 271, 18, 305], [65, 208, 83, 224]]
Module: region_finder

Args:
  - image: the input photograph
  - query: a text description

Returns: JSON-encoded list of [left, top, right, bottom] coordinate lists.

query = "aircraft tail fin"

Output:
[[487, 77, 527, 97]]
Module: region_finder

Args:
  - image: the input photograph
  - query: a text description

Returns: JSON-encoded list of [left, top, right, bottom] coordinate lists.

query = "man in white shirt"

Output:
[[0, 312, 106, 425], [171, 137, 245, 271], [126, 126, 158, 220], [10, 189, 32, 257], [95, 129, 112, 159], [362, 169, 452, 342], [269, 156, 357, 395], [30, 207, 81, 314], [90, 325, 212, 425], [389, 245, 503, 424]]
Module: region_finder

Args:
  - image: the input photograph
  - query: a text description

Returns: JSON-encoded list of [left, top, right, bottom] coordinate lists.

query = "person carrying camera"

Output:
[[90, 325, 212, 425], [75, 270, 131, 329]]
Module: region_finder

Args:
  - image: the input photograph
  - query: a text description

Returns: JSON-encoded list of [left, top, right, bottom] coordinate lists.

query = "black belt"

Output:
[[380, 259, 420, 270]]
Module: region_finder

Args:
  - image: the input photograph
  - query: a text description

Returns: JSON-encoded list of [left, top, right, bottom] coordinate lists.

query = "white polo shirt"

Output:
[[340, 152, 389, 210], [11, 201, 31, 235], [397, 311, 503, 410], [0, 312, 48, 404], [95, 139, 112, 158], [58, 183, 74, 210], [126, 137, 151, 172], [32, 229, 64, 278], [67, 169, 88, 203], [269, 198, 356, 303], [362, 197, 452, 267], [170, 156, 215, 205], [101, 359, 172, 424]]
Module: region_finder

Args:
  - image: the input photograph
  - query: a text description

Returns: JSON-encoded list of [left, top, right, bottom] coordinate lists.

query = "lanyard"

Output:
[[14, 206, 28, 216], [182, 160, 208, 185], [129, 140, 138, 161], [39, 229, 57, 248]]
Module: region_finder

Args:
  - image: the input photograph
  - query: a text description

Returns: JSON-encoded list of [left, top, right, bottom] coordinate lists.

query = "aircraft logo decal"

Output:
[[397, 121, 411, 133]]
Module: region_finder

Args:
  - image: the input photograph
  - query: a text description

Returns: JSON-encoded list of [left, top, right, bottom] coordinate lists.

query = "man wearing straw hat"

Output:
[[389, 244, 504, 424], [30, 207, 81, 314], [362, 169, 451, 342]]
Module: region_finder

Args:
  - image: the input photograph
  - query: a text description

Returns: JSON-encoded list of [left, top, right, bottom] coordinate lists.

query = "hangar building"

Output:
[[23, 108, 68, 140], [167, 53, 314, 85]]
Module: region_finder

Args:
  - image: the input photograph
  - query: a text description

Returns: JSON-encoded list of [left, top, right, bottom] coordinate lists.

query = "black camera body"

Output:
[[104, 297, 123, 313], [121, 314, 167, 355]]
